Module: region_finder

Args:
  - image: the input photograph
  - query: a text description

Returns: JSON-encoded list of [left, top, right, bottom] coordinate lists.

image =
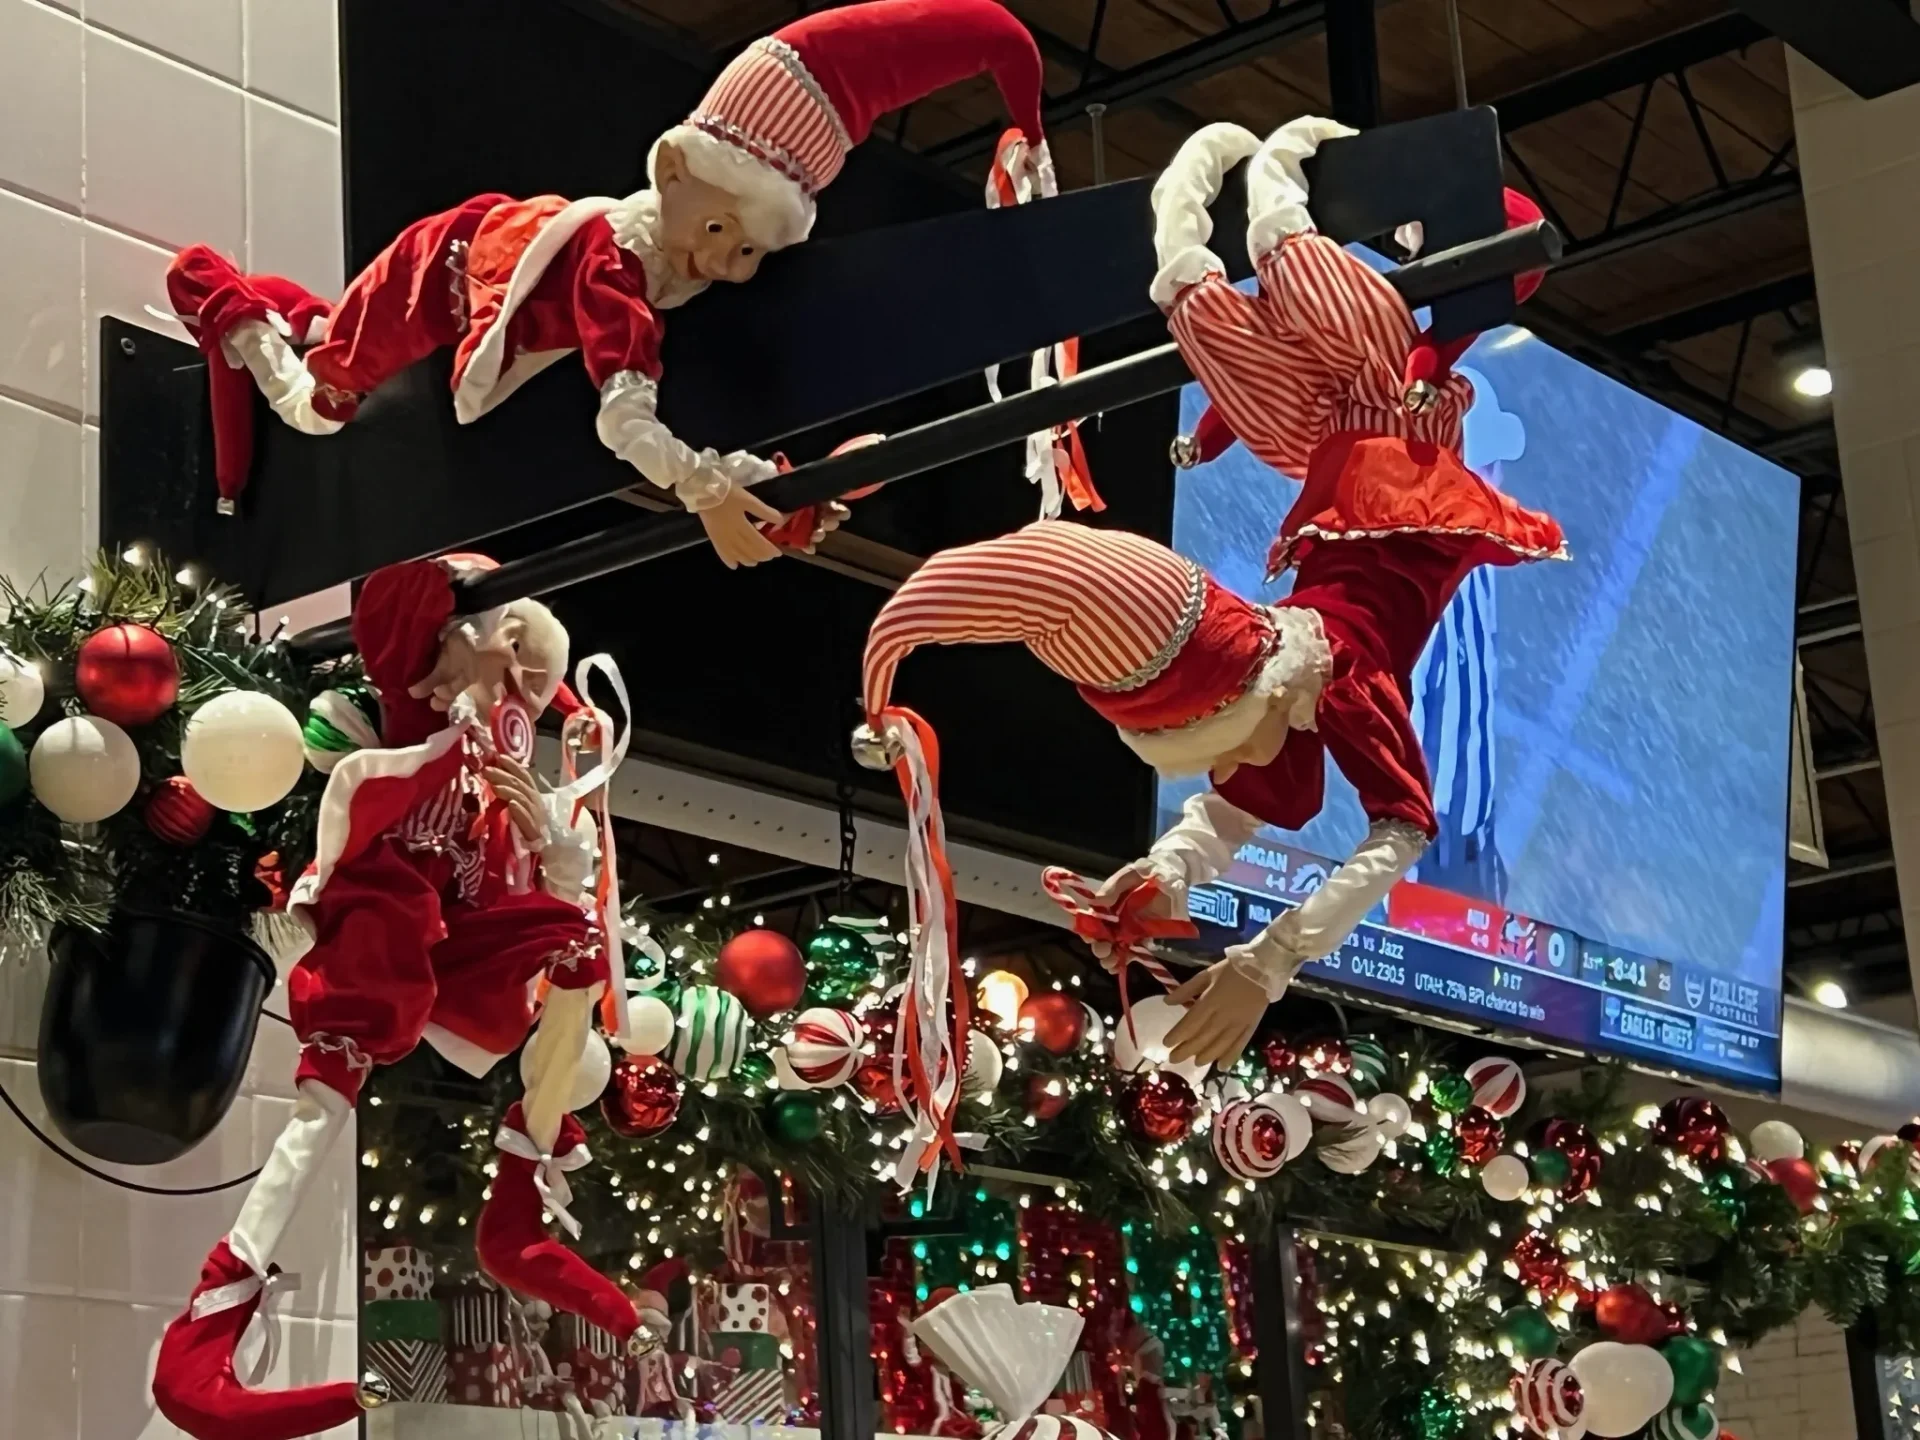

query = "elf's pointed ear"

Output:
[[654, 139, 688, 188]]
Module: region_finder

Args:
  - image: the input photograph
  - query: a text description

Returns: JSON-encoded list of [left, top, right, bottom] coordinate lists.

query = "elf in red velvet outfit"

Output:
[[851, 119, 1566, 1122], [164, 0, 1055, 566], [151, 555, 634, 1440]]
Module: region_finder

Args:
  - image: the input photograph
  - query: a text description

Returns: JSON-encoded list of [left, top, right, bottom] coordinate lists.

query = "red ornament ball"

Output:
[[601, 1053, 681, 1139], [1509, 1230, 1569, 1294], [75, 622, 179, 727], [1018, 991, 1086, 1055], [715, 929, 807, 1018], [1455, 1106, 1505, 1166], [1767, 1156, 1822, 1214], [1124, 1070, 1198, 1146], [852, 1059, 902, 1113], [144, 775, 215, 846], [1593, 1283, 1672, 1345], [1025, 1071, 1071, 1120], [1260, 1035, 1299, 1075], [1540, 1118, 1602, 1198], [1653, 1096, 1732, 1163], [1301, 1037, 1352, 1076]]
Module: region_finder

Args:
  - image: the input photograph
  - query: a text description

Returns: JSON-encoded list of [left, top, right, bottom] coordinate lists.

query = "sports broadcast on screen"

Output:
[[1163, 299, 1798, 1090]]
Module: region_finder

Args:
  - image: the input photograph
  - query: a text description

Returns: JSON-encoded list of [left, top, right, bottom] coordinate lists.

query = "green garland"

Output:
[[358, 907, 1920, 1440], [0, 550, 356, 934]]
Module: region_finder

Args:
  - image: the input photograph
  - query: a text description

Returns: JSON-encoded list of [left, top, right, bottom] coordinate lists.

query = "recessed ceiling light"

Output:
[[1812, 978, 1848, 1010], [1791, 365, 1833, 399]]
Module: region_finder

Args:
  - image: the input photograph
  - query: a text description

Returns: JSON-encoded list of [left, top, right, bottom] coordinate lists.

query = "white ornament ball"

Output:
[[1748, 1119, 1804, 1164], [963, 1029, 1005, 1097], [613, 993, 676, 1056], [181, 691, 305, 812], [29, 715, 140, 822], [1365, 1091, 1413, 1139], [1268, 1090, 1314, 1159], [1318, 1126, 1385, 1175], [1480, 1153, 1531, 1202], [520, 1027, 613, 1112], [0, 654, 45, 727], [1569, 1342, 1674, 1438], [1110, 994, 1210, 1088]]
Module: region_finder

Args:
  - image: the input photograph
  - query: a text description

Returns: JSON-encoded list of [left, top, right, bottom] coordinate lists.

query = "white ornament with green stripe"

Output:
[[667, 984, 750, 1081], [1649, 1404, 1716, 1440], [303, 686, 382, 772]]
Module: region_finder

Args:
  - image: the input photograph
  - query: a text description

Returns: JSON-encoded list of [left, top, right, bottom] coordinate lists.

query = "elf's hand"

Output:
[[411, 627, 512, 712], [1164, 961, 1267, 1068], [698, 486, 785, 569], [483, 754, 547, 844]]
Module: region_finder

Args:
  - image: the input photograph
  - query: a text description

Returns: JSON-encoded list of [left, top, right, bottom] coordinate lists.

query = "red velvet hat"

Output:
[[652, 0, 1048, 251]]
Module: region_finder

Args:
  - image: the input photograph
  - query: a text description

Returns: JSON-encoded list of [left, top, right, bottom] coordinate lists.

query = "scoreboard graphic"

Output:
[[1174, 834, 1780, 1088]]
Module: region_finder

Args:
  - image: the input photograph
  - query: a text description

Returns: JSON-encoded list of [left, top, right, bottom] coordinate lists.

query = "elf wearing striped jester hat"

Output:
[[854, 513, 1565, 1110], [152, 555, 639, 1440], [161, 0, 1068, 548]]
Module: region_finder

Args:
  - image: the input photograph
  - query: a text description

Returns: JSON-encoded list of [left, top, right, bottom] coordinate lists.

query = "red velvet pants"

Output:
[[286, 833, 604, 1103]]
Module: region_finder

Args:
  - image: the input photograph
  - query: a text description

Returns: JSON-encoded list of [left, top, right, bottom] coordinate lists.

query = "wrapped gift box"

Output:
[[717, 1283, 772, 1334], [527, 1347, 625, 1413], [445, 1344, 522, 1408], [363, 1299, 441, 1344], [713, 1365, 786, 1423], [363, 1245, 433, 1302], [709, 1331, 781, 1371], [364, 1338, 447, 1403]]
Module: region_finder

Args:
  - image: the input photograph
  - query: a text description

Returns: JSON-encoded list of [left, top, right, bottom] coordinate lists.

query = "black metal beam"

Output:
[[924, 1, 1330, 167], [1325, 0, 1381, 130], [1609, 271, 1816, 350], [1552, 171, 1803, 271], [285, 218, 1561, 655], [1492, 13, 1770, 131], [1729, 0, 1920, 100]]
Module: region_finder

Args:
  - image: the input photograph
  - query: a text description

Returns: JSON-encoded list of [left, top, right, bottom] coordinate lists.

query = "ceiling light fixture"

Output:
[[1811, 978, 1849, 1010]]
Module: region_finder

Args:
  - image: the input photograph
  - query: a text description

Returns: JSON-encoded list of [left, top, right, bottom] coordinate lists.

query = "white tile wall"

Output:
[[0, 0, 354, 1428], [243, 0, 339, 123], [1713, 1308, 1854, 1440], [0, 0, 83, 208], [1791, 50, 1920, 997]]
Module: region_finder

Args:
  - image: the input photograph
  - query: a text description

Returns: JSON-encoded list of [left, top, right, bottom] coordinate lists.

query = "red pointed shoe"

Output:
[[478, 1103, 640, 1340], [153, 1238, 379, 1440]]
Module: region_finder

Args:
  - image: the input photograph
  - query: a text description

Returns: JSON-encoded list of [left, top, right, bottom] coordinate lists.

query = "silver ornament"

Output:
[[357, 1372, 394, 1409]]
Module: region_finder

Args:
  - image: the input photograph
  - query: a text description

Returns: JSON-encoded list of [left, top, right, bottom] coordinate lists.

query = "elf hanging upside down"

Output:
[[853, 118, 1565, 1122], [152, 556, 636, 1440], [163, 0, 1056, 563]]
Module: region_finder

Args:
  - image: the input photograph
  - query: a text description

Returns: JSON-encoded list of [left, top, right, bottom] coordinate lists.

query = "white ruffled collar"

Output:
[[606, 190, 709, 311]]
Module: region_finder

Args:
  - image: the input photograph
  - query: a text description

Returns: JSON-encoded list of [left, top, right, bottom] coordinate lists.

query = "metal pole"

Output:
[[1087, 102, 1109, 186], [287, 222, 1560, 656], [1444, 0, 1469, 110], [1251, 1227, 1312, 1440]]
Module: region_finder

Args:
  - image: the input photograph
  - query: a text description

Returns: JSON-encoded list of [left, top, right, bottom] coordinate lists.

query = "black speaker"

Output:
[[38, 907, 273, 1164]]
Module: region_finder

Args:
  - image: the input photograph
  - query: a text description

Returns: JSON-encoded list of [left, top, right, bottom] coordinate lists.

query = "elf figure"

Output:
[[163, 0, 1055, 564], [151, 555, 634, 1440]]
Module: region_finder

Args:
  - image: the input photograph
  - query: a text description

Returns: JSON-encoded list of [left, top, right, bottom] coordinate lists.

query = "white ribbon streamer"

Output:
[[549, 653, 632, 1037], [494, 1124, 592, 1238], [885, 715, 961, 1201], [191, 1267, 303, 1385]]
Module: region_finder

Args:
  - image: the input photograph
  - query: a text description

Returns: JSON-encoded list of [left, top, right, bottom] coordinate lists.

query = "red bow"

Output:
[[1041, 867, 1195, 1019]]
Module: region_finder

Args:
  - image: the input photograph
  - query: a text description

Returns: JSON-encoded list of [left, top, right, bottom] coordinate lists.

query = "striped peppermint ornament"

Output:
[[1465, 1056, 1527, 1119], [988, 1417, 1113, 1440], [1512, 1359, 1584, 1437], [666, 984, 750, 1081], [1295, 1074, 1361, 1125], [1346, 1036, 1390, 1095], [1649, 1404, 1716, 1440], [780, 1007, 863, 1088], [1212, 1096, 1295, 1181]]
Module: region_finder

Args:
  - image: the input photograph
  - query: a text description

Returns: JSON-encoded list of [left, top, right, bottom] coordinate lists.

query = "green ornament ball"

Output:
[[769, 1092, 825, 1144], [1662, 1335, 1720, 1407], [1347, 1035, 1390, 1096], [734, 1051, 775, 1090], [1423, 1130, 1459, 1176], [0, 722, 26, 806], [805, 921, 873, 1005], [1495, 1305, 1559, 1361], [1702, 1167, 1746, 1226], [1429, 1071, 1473, 1114], [1412, 1387, 1465, 1440], [1530, 1146, 1572, 1189]]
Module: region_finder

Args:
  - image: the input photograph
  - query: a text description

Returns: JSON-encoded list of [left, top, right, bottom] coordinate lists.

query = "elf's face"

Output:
[[1208, 696, 1295, 785], [653, 141, 767, 285]]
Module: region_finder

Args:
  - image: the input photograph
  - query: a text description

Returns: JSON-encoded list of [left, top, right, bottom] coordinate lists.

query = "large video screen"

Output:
[[1163, 279, 1797, 1089]]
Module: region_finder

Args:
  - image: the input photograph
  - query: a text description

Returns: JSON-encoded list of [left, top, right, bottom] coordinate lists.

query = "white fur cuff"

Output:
[[1244, 115, 1357, 261], [1150, 247, 1228, 311]]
